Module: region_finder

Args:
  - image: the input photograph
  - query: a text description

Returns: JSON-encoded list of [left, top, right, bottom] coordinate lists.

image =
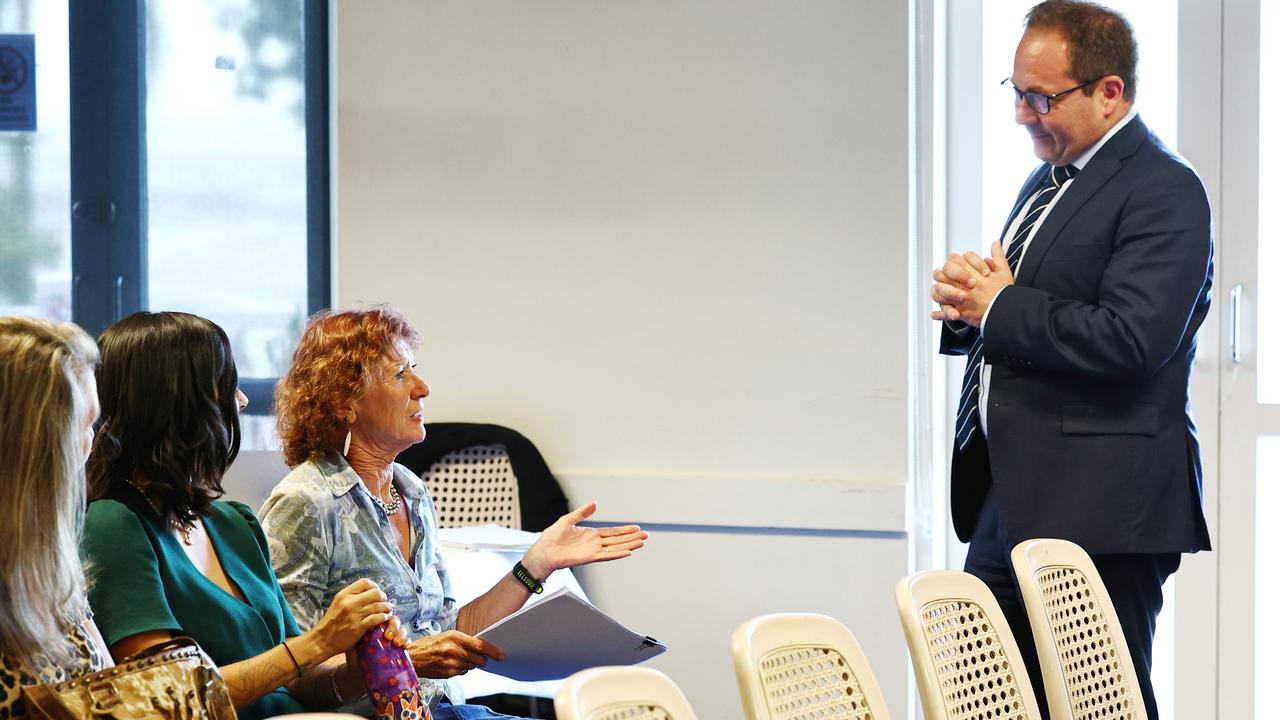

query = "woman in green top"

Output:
[[81, 312, 402, 720]]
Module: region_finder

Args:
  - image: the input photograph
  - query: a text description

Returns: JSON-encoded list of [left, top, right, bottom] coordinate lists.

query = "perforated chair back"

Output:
[[422, 444, 522, 529], [732, 612, 892, 720], [554, 667, 698, 720], [1011, 539, 1147, 720], [895, 570, 1042, 720]]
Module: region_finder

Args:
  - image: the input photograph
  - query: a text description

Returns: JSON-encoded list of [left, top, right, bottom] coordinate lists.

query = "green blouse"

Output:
[[82, 493, 305, 720]]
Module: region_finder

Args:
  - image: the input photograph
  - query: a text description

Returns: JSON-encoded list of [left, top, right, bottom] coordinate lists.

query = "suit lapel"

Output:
[[1016, 116, 1150, 287]]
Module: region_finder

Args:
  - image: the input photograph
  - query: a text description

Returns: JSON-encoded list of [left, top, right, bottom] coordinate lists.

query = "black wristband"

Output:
[[281, 639, 302, 679], [512, 561, 544, 594]]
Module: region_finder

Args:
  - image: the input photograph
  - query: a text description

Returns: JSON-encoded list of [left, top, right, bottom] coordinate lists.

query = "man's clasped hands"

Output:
[[930, 241, 1017, 328]]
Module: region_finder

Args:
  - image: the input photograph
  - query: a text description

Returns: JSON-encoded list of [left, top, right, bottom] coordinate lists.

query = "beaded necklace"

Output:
[[369, 482, 402, 517], [125, 478, 196, 545]]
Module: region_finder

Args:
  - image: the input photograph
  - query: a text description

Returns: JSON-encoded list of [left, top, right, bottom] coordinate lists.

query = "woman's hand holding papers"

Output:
[[408, 630, 504, 678]]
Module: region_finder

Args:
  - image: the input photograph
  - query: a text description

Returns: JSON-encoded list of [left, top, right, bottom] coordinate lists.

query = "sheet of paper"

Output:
[[438, 524, 539, 552], [438, 544, 585, 699], [476, 587, 667, 681]]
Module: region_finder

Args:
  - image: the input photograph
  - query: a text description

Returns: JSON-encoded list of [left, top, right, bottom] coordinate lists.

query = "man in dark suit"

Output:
[[930, 2, 1212, 716]]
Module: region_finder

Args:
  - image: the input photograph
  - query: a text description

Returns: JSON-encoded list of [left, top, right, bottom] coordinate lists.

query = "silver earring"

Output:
[[343, 430, 352, 457]]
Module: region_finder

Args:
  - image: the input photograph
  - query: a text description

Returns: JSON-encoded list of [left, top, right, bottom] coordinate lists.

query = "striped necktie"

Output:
[[955, 163, 1078, 452]]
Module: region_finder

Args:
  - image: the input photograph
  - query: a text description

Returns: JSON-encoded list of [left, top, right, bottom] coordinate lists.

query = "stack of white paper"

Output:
[[438, 524, 539, 552]]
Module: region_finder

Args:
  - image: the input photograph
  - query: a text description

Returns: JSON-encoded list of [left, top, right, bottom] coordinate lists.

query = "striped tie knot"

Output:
[[1050, 163, 1079, 187]]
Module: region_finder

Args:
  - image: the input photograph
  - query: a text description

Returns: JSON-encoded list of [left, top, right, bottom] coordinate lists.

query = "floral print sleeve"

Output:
[[261, 487, 333, 630]]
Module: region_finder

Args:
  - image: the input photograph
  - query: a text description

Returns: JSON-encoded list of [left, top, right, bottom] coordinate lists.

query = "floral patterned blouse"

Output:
[[259, 456, 463, 702]]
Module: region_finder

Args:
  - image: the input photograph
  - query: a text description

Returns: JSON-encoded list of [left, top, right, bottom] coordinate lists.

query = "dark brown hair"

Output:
[[1026, 0, 1138, 102], [88, 312, 241, 525], [275, 305, 421, 467]]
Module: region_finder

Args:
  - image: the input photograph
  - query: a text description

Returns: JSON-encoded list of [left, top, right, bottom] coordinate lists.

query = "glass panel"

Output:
[[0, 1, 70, 320], [1260, 1, 1279, 403], [239, 414, 280, 452], [145, 0, 308, 379], [1258, 436, 1280, 710]]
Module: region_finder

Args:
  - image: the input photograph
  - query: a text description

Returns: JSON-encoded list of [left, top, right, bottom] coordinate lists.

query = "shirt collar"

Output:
[[393, 463, 426, 500], [314, 454, 426, 501], [1071, 106, 1137, 171]]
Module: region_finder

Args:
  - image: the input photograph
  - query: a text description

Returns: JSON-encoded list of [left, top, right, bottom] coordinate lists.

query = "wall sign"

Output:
[[0, 34, 36, 132]]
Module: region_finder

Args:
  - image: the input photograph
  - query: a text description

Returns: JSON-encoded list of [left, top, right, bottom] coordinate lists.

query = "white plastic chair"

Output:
[[1011, 538, 1147, 720], [895, 570, 1042, 720], [554, 666, 698, 720], [423, 444, 522, 528], [732, 612, 892, 720]]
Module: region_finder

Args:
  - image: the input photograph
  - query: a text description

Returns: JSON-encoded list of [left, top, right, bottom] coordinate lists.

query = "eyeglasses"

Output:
[[1002, 76, 1100, 115]]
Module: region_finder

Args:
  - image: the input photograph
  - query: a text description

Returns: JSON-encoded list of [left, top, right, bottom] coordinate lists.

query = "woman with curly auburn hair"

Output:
[[262, 305, 648, 720], [82, 311, 407, 720], [0, 317, 109, 719], [274, 304, 421, 468]]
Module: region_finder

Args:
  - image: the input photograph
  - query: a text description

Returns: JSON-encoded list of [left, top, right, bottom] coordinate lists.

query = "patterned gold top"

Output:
[[0, 617, 108, 720]]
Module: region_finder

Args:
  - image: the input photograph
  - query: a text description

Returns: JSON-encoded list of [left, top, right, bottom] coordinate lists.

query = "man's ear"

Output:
[[1100, 76, 1126, 112]]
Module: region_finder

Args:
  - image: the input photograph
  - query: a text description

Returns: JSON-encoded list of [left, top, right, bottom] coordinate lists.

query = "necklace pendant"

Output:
[[175, 523, 193, 546]]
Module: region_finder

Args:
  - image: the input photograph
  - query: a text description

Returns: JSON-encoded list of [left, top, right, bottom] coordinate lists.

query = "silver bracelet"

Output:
[[331, 665, 367, 705]]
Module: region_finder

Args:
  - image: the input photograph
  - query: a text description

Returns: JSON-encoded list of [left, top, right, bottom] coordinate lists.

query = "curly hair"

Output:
[[0, 317, 99, 668], [87, 312, 241, 526], [276, 305, 421, 467], [1026, 0, 1138, 102]]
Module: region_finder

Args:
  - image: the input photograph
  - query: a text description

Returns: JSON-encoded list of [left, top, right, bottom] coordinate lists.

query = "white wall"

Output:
[[334, 0, 913, 715]]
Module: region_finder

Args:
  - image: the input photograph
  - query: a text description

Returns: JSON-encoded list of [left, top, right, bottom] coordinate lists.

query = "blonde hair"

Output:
[[0, 317, 99, 668]]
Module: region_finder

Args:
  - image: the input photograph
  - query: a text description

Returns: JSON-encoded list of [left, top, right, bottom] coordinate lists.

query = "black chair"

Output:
[[395, 422, 569, 532]]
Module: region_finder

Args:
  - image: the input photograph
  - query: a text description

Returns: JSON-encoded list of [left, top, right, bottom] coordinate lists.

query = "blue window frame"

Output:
[[66, 0, 329, 415]]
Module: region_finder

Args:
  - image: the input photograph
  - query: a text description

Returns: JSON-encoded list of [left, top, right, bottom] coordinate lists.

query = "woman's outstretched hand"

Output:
[[520, 502, 647, 579]]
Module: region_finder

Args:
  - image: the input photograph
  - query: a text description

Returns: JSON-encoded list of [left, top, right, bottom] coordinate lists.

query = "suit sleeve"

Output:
[[983, 160, 1212, 379], [939, 320, 977, 356]]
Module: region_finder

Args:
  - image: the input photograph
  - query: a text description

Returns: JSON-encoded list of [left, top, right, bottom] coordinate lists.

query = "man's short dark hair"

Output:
[[1026, 0, 1138, 102]]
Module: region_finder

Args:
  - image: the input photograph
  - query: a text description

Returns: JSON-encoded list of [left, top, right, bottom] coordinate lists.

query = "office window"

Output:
[[0, 3, 71, 320], [146, 0, 311, 381], [1260, 0, 1279, 404], [1256, 0, 1279, 707], [1, 2, 328, 445]]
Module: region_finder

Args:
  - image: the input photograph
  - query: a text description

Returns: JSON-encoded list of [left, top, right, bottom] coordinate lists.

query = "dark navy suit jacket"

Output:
[[942, 115, 1213, 555]]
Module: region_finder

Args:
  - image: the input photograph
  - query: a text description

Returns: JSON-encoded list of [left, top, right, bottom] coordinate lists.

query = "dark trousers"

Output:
[[964, 493, 1180, 718]]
